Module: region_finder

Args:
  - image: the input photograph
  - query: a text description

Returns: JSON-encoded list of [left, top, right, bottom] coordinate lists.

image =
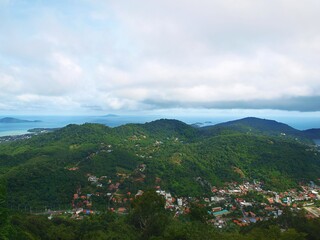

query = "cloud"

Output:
[[142, 96, 320, 112], [81, 104, 103, 111], [0, 0, 320, 114]]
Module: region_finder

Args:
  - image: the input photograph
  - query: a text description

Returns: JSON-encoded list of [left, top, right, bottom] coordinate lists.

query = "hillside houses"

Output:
[[64, 172, 320, 230]]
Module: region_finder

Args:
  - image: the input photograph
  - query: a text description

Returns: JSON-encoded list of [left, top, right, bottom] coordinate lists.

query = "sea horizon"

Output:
[[1, 114, 320, 137]]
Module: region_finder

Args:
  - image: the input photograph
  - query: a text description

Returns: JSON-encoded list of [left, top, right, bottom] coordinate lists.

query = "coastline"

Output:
[[0, 129, 30, 137]]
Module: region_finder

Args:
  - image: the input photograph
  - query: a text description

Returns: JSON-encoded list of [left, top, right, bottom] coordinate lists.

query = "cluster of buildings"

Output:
[[0, 134, 33, 143], [61, 148, 320, 229], [153, 180, 320, 228], [51, 175, 320, 228]]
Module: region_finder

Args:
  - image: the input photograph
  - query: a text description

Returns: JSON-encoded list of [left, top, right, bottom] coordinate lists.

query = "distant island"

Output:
[[103, 114, 119, 117], [0, 117, 41, 123], [191, 121, 213, 127]]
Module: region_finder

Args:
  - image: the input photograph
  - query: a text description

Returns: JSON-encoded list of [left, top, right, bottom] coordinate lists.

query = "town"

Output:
[[46, 168, 320, 229]]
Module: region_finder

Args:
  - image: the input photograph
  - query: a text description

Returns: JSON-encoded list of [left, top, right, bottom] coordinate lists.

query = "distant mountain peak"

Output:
[[147, 118, 184, 123], [145, 118, 190, 127], [205, 116, 319, 141], [217, 117, 293, 128]]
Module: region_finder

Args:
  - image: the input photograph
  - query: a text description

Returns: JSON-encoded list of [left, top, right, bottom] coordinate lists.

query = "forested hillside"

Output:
[[0, 119, 319, 209], [0, 118, 320, 239]]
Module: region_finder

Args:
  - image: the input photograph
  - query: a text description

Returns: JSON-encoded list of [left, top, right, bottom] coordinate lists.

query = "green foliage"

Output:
[[1, 205, 319, 239], [188, 203, 208, 223], [0, 119, 319, 210], [240, 191, 267, 204], [0, 180, 10, 240], [212, 117, 313, 143], [129, 190, 169, 239]]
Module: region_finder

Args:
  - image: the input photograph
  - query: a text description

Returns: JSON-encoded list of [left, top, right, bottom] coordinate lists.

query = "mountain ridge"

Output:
[[202, 117, 320, 141]]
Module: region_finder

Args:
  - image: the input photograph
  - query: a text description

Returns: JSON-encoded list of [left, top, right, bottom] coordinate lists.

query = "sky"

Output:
[[0, 0, 320, 116]]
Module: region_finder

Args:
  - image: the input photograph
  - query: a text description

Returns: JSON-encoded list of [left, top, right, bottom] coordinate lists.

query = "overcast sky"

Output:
[[1, 0, 320, 115]]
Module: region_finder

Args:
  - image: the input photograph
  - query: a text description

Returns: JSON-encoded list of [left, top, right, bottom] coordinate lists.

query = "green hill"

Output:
[[302, 128, 320, 140], [205, 117, 316, 142], [0, 118, 319, 209]]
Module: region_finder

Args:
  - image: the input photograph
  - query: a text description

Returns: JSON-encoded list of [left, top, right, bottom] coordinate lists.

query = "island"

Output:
[[0, 117, 41, 123], [102, 114, 119, 117]]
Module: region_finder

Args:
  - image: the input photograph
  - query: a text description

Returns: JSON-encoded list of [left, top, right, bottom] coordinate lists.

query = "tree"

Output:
[[0, 180, 9, 240], [129, 190, 169, 239], [189, 203, 208, 223]]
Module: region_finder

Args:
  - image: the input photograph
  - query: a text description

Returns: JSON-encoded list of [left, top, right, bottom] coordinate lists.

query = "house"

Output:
[[212, 209, 229, 217], [211, 196, 225, 202], [135, 190, 144, 197], [83, 209, 94, 215], [240, 202, 253, 207], [249, 211, 256, 217], [117, 207, 127, 214], [88, 176, 98, 182], [267, 197, 274, 204], [68, 167, 79, 171], [229, 189, 241, 194], [75, 208, 83, 214], [212, 207, 222, 212], [264, 206, 275, 211]]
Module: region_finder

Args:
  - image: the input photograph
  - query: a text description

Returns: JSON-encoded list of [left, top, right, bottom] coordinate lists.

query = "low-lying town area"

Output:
[[46, 170, 320, 229]]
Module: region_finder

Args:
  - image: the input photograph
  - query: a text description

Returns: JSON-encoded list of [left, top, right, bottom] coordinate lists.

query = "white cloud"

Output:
[[0, 0, 320, 113]]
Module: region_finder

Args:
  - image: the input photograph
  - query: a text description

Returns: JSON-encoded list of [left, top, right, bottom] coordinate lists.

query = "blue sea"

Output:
[[0, 115, 319, 137], [0, 115, 155, 137]]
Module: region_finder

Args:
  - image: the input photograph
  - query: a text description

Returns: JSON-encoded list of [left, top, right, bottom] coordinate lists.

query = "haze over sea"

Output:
[[1, 114, 320, 137]]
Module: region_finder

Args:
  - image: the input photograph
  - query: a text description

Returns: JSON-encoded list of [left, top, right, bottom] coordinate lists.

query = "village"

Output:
[[46, 135, 320, 228], [49, 166, 320, 229], [0, 133, 33, 143]]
